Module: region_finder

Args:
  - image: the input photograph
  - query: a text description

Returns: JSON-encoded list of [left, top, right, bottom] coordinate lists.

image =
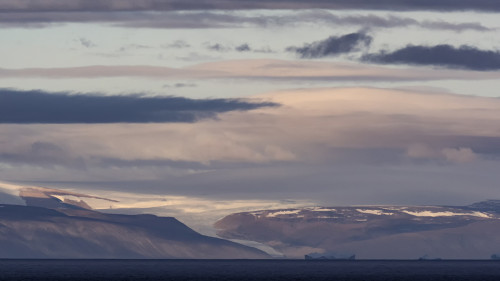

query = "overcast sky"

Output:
[[1, 1, 500, 233]]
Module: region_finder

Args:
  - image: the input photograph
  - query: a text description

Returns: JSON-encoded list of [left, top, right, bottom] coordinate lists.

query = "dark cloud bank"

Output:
[[0, 89, 277, 124], [364, 45, 500, 71], [290, 32, 500, 71], [0, 11, 490, 32], [1, 0, 500, 12], [287, 32, 372, 58]]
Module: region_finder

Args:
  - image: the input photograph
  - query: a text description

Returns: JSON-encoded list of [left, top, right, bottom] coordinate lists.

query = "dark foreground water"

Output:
[[1, 260, 500, 281]]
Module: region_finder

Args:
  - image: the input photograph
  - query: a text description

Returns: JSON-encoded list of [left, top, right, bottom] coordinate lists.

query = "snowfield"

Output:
[[402, 210, 490, 218], [266, 210, 302, 217], [356, 209, 394, 216]]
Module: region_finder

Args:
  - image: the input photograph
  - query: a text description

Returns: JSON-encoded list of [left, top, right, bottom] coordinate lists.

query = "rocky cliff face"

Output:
[[0, 204, 269, 259], [215, 202, 500, 259]]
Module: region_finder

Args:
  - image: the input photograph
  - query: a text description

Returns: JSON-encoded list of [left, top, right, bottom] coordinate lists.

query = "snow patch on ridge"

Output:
[[356, 209, 394, 216], [308, 207, 337, 212], [403, 210, 490, 218], [382, 207, 408, 211], [266, 210, 301, 217]]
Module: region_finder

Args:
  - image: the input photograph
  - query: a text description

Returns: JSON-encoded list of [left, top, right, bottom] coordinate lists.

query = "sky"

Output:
[[1, 0, 500, 234]]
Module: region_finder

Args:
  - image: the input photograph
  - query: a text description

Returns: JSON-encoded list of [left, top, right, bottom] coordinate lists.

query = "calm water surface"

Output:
[[1, 260, 500, 280]]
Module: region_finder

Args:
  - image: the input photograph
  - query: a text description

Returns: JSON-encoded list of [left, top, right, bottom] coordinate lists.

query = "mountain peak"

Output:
[[466, 200, 500, 213]]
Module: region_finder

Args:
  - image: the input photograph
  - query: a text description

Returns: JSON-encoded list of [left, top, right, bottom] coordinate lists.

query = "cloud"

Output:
[[206, 43, 230, 52], [363, 45, 500, 71], [253, 46, 275, 53], [406, 143, 437, 159], [320, 14, 491, 32], [418, 21, 490, 32], [2, 59, 500, 82], [162, 40, 190, 48], [287, 33, 372, 58], [163, 82, 197, 88], [2, 88, 500, 211], [0, 141, 86, 169], [407, 144, 478, 163], [206, 42, 262, 53], [2, 87, 500, 167], [0, 1, 499, 12], [0, 89, 277, 124], [118, 44, 151, 52], [441, 147, 478, 163], [235, 44, 251, 52], [78, 37, 96, 48], [0, 11, 491, 32]]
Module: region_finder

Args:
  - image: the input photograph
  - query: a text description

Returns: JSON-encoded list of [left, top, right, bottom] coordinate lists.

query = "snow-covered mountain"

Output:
[[215, 201, 500, 259]]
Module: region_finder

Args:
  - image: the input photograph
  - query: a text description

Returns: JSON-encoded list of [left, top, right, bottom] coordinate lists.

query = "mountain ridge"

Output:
[[0, 204, 270, 259], [215, 200, 500, 259]]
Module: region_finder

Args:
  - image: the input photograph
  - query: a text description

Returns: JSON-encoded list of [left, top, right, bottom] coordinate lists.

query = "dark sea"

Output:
[[1, 260, 500, 281]]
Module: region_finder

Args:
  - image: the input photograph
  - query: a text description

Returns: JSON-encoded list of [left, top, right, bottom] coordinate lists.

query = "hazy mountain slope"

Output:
[[0, 204, 269, 259], [215, 202, 500, 259]]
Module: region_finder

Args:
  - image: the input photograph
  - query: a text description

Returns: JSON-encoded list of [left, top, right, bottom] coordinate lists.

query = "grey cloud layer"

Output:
[[364, 45, 500, 71], [1, 0, 499, 12], [288, 33, 500, 71], [0, 141, 85, 169], [2, 88, 500, 206], [2, 60, 500, 82], [287, 33, 372, 58], [3, 87, 500, 167], [205, 43, 262, 53], [0, 89, 277, 124], [0, 11, 490, 33]]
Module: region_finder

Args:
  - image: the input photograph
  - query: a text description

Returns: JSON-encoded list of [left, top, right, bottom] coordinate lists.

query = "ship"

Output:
[[418, 255, 442, 261], [305, 252, 355, 260]]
